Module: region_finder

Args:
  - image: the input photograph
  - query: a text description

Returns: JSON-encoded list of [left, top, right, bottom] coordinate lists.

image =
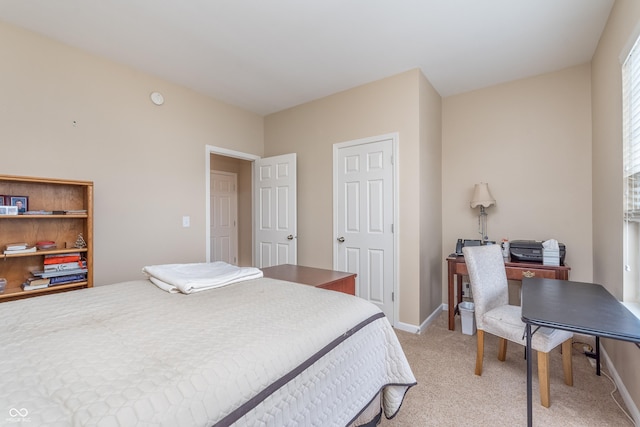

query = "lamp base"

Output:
[[478, 208, 489, 242]]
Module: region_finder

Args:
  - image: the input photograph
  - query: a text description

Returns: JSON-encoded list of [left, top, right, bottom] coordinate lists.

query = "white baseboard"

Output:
[[394, 304, 446, 334], [394, 321, 421, 334], [600, 344, 640, 425], [418, 304, 447, 333]]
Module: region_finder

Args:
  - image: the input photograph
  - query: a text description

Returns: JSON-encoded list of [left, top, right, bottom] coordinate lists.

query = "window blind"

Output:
[[623, 36, 640, 220]]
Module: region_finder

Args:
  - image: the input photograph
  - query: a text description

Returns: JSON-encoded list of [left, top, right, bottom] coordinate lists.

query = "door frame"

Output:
[[206, 145, 260, 264], [332, 133, 400, 326]]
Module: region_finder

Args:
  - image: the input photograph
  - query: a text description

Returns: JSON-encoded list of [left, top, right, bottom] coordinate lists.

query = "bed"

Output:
[[0, 263, 416, 426]]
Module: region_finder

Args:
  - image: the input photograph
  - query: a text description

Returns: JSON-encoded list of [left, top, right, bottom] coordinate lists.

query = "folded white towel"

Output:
[[149, 276, 179, 294], [143, 262, 263, 294]]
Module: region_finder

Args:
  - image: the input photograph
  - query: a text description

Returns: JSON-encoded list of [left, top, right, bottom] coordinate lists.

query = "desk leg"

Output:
[[585, 336, 602, 376], [596, 336, 601, 376], [526, 323, 533, 427], [448, 261, 456, 331]]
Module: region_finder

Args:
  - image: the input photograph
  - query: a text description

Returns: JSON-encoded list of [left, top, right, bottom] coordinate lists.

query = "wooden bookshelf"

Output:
[[0, 175, 93, 302]]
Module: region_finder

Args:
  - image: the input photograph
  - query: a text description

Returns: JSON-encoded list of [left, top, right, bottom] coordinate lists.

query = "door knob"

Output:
[[337, 236, 345, 243], [287, 234, 294, 240]]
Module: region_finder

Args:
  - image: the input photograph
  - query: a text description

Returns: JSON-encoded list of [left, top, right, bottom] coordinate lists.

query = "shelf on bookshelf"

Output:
[[2, 247, 88, 259], [0, 214, 88, 219], [0, 281, 88, 300]]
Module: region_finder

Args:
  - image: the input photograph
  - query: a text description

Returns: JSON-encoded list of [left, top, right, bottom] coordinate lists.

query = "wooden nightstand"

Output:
[[261, 264, 356, 296]]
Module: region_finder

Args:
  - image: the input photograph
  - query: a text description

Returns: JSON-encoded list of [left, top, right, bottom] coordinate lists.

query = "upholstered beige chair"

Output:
[[462, 244, 573, 408]]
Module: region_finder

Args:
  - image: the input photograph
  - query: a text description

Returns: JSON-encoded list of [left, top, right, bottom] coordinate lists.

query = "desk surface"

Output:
[[447, 254, 571, 272], [521, 278, 640, 342]]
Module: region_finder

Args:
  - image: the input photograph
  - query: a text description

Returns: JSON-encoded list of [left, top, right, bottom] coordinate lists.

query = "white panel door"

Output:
[[335, 137, 394, 320], [254, 153, 297, 268], [210, 171, 238, 264]]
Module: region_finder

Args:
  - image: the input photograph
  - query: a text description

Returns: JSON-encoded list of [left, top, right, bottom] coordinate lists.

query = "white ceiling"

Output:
[[1, 0, 614, 115]]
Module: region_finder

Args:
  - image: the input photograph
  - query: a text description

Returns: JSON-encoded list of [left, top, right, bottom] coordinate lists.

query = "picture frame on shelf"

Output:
[[0, 195, 7, 206], [9, 196, 28, 213], [0, 205, 18, 215]]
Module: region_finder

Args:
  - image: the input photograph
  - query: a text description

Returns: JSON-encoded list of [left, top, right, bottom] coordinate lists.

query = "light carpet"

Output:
[[382, 311, 635, 426]]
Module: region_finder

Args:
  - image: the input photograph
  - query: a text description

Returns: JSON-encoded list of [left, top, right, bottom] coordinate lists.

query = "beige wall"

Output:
[[264, 69, 442, 326], [442, 65, 594, 301], [419, 73, 443, 320], [210, 154, 253, 266], [0, 22, 264, 285], [592, 0, 640, 415]]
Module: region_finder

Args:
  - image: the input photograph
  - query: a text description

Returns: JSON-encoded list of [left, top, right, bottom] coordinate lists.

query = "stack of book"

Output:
[[22, 276, 50, 291], [24, 253, 88, 290], [4, 242, 36, 255], [65, 209, 88, 215]]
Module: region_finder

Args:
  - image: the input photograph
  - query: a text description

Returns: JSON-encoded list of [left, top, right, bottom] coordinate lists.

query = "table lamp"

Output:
[[470, 183, 496, 243]]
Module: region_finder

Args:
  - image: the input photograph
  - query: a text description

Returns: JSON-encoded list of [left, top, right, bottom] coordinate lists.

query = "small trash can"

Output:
[[459, 301, 476, 335]]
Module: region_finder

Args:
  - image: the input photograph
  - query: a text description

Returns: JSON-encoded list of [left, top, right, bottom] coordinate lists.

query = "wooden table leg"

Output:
[[448, 260, 456, 330]]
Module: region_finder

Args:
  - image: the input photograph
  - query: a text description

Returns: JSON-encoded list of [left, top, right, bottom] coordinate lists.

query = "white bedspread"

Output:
[[142, 261, 263, 294], [0, 278, 416, 426]]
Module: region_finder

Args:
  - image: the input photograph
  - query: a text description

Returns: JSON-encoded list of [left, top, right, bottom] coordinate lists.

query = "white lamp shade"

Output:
[[470, 183, 496, 208]]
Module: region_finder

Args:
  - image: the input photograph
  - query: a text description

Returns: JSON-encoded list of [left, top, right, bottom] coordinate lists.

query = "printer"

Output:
[[509, 240, 566, 265]]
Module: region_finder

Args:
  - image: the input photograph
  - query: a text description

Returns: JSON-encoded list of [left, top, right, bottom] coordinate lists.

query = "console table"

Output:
[[446, 255, 570, 331], [261, 264, 356, 295]]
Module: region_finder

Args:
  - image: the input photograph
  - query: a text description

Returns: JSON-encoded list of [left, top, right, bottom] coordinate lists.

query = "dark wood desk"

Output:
[[261, 264, 356, 295], [522, 278, 640, 427], [446, 255, 570, 331]]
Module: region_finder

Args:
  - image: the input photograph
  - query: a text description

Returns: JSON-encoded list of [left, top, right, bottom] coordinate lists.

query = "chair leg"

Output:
[[475, 329, 484, 376], [562, 338, 573, 386], [537, 351, 551, 408], [498, 338, 507, 361]]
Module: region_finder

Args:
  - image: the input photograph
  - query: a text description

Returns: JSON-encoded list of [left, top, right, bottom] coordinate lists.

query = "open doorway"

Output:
[[206, 146, 258, 266], [206, 145, 298, 268], [210, 154, 252, 266]]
